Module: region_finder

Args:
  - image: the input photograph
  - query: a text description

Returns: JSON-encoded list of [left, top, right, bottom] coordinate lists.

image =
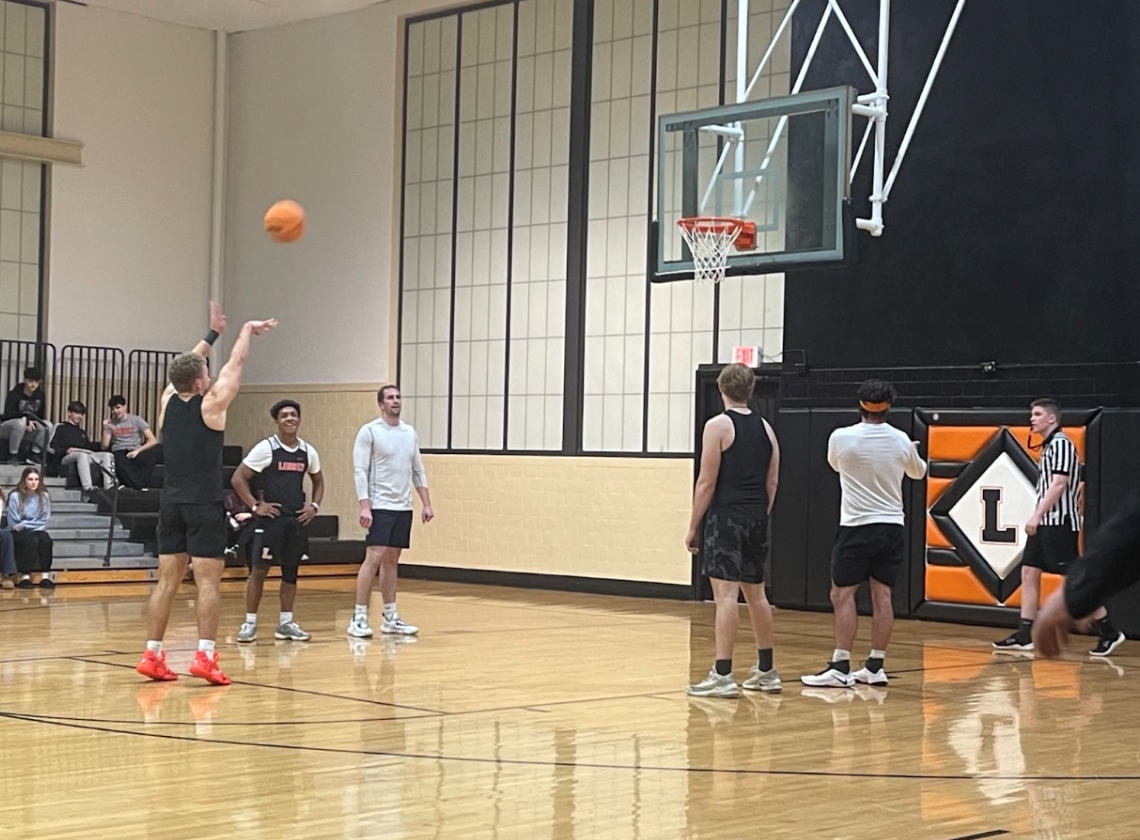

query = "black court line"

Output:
[[66, 657, 447, 715], [2, 710, 429, 727], [5, 711, 1139, 782], [941, 831, 1010, 840], [0, 650, 125, 665]]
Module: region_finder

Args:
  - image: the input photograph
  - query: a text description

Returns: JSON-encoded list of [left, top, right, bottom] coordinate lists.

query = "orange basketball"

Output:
[[264, 200, 306, 243]]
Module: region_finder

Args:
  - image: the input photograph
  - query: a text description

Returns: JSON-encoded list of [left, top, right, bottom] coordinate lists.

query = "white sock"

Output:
[[245, 613, 257, 625], [198, 639, 216, 653], [354, 604, 368, 619], [280, 612, 293, 625], [869, 649, 886, 662], [832, 649, 851, 663], [146, 640, 163, 653], [383, 602, 397, 620]]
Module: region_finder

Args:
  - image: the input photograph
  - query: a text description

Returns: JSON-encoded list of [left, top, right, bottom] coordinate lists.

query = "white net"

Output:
[[677, 218, 745, 284]]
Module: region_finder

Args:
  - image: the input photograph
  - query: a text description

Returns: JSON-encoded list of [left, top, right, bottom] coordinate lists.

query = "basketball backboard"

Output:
[[652, 86, 856, 282]]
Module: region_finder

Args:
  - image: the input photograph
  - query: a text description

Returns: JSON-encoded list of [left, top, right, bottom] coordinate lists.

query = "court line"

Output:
[[0, 650, 126, 665], [941, 831, 1010, 840], [69, 654, 692, 720], [5, 711, 1139, 782], [0, 710, 432, 727], [66, 657, 448, 715]]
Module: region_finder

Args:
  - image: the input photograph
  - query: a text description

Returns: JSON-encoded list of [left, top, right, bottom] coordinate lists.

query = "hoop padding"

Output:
[[677, 217, 748, 284]]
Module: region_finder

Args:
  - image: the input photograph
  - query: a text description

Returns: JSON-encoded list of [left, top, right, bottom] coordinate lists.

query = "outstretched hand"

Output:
[[1032, 588, 1073, 658], [209, 300, 227, 335], [247, 319, 278, 336]]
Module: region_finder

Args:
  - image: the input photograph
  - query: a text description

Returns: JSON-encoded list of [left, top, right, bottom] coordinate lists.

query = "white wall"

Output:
[[49, 3, 215, 351], [225, 0, 453, 385]]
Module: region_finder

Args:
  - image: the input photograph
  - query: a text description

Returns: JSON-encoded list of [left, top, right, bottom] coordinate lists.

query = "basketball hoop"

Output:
[[677, 217, 755, 284]]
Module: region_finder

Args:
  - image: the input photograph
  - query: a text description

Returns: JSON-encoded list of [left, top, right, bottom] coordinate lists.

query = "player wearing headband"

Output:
[[802, 379, 927, 688]]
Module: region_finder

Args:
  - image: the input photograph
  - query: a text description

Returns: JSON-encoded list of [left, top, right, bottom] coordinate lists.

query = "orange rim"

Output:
[[677, 216, 748, 235]]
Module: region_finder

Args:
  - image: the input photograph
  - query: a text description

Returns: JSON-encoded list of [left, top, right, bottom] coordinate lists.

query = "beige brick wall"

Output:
[[225, 384, 694, 585]]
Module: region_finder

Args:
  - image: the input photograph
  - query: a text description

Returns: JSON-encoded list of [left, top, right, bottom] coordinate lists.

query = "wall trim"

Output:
[[399, 563, 691, 600]]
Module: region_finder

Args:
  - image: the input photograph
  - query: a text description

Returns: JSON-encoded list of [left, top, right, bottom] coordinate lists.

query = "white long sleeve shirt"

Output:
[[828, 421, 927, 527], [353, 418, 428, 511]]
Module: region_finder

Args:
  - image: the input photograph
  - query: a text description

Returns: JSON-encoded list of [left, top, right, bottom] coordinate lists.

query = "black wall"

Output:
[[786, 1, 1140, 369]]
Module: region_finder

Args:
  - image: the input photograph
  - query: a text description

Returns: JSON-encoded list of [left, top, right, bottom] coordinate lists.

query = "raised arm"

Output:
[[200, 318, 278, 431], [162, 301, 229, 408]]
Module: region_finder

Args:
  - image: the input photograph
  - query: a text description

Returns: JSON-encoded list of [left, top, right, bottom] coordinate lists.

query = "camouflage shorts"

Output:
[[701, 511, 769, 584]]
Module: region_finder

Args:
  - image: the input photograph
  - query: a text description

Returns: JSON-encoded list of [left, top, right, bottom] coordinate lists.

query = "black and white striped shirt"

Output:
[[1037, 430, 1081, 530]]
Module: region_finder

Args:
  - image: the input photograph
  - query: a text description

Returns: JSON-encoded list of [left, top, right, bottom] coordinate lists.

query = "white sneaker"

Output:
[[851, 666, 888, 686], [800, 663, 855, 688], [686, 669, 740, 698], [742, 667, 783, 693], [236, 622, 257, 643], [347, 615, 374, 638], [381, 615, 419, 636]]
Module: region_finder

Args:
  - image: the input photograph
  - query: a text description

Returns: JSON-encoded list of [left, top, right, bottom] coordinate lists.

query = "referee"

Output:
[[994, 398, 1124, 655]]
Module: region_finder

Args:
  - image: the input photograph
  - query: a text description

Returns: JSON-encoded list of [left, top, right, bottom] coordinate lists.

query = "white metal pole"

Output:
[[827, 0, 878, 87], [209, 29, 227, 365], [856, 0, 889, 235], [850, 116, 874, 184], [743, 0, 802, 101], [883, 0, 967, 200], [734, 0, 748, 215], [742, 3, 832, 217]]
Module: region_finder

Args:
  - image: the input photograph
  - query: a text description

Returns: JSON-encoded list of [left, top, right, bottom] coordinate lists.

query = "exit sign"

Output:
[[732, 346, 760, 366]]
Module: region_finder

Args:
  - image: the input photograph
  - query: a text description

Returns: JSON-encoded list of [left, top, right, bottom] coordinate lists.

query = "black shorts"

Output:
[[701, 511, 768, 584], [1022, 524, 1079, 574], [832, 523, 905, 588], [157, 502, 227, 558], [252, 516, 309, 566], [367, 509, 413, 549]]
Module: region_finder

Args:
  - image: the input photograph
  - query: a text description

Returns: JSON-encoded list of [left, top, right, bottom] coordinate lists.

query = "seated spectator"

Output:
[[7, 467, 53, 589], [50, 400, 117, 496], [101, 395, 158, 490], [1, 367, 52, 466], [0, 488, 15, 590]]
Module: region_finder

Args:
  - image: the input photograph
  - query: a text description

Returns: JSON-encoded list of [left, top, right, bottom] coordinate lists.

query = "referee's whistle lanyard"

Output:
[[1027, 427, 1060, 454]]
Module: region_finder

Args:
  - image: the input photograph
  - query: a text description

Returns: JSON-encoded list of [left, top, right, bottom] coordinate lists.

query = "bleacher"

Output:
[[0, 336, 365, 585]]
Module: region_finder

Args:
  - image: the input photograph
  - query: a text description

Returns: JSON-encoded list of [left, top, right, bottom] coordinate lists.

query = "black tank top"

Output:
[[710, 410, 772, 519], [259, 436, 309, 515], [161, 394, 223, 505]]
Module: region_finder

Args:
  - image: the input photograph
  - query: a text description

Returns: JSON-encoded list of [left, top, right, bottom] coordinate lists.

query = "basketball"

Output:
[[264, 200, 306, 243]]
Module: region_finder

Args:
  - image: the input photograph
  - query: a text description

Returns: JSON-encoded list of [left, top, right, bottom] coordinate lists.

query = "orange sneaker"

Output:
[[136, 649, 179, 681], [189, 650, 231, 686]]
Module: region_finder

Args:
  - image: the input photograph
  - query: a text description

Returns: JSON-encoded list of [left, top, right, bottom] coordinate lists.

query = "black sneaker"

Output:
[[993, 633, 1033, 651], [38, 577, 55, 590], [1091, 631, 1125, 657]]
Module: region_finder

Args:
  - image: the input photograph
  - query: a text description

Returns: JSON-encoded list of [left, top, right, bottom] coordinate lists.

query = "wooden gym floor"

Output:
[[0, 578, 1136, 840]]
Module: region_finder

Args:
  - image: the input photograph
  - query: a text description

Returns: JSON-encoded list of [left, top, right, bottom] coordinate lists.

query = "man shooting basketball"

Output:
[[802, 380, 927, 688], [136, 301, 277, 685]]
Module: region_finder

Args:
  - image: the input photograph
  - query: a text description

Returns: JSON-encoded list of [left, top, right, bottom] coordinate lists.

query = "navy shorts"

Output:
[[367, 509, 413, 549]]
